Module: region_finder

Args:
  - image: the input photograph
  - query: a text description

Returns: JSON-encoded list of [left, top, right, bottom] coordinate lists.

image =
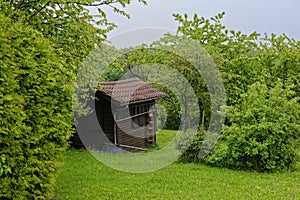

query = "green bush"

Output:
[[206, 82, 300, 172], [160, 94, 182, 130], [176, 131, 204, 163], [0, 14, 73, 199]]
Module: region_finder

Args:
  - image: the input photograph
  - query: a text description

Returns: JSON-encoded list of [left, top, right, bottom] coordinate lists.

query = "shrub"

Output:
[[176, 130, 204, 163], [206, 82, 300, 172], [0, 14, 73, 199]]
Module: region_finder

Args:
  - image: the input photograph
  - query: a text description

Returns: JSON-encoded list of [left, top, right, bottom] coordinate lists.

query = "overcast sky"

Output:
[[101, 0, 300, 47]]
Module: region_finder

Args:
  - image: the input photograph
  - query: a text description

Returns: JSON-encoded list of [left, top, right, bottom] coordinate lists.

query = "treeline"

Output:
[[174, 12, 300, 172], [104, 12, 300, 172]]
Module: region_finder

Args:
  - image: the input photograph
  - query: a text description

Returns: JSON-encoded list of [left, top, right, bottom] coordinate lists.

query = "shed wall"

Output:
[[95, 95, 158, 151]]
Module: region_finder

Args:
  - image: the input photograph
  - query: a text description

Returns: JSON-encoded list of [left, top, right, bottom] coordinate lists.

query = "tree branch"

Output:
[[17, 0, 25, 9], [60, 0, 120, 7], [29, 1, 51, 19]]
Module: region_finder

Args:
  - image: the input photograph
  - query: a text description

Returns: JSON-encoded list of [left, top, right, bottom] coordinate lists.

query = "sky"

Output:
[[100, 0, 300, 47]]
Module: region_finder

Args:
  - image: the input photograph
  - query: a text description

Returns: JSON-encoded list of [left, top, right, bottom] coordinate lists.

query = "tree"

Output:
[[173, 12, 300, 106], [172, 12, 300, 170], [258, 34, 300, 97], [0, 0, 147, 75], [173, 12, 260, 61]]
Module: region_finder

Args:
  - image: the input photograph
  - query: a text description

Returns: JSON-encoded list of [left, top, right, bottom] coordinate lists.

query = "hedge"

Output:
[[0, 14, 73, 199]]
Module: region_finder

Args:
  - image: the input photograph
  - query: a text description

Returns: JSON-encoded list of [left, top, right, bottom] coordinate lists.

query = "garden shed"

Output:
[[94, 78, 166, 151]]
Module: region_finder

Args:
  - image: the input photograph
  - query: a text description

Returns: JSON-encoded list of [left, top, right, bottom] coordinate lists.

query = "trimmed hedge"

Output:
[[0, 14, 73, 199]]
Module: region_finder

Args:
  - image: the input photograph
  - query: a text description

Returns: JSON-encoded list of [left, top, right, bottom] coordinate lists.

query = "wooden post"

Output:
[[113, 122, 117, 145], [201, 110, 205, 135]]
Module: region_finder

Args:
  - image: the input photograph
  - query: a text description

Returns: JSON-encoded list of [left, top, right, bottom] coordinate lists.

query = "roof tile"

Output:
[[98, 78, 166, 103]]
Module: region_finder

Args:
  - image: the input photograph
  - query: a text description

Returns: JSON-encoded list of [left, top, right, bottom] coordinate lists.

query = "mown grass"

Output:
[[54, 130, 300, 200], [147, 129, 178, 151]]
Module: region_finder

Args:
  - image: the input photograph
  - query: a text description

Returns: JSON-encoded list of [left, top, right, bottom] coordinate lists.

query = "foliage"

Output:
[[0, 0, 147, 75], [221, 57, 265, 106], [222, 33, 300, 106], [173, 12, 260, 61], [176, 131, 204, 163], [55, 149, 300, 199], [0, 1, 148, 198], [0, 14, 73, 199], [102, 66, 124, 81], [173, 12, 260, 106], [1, 0, 148, 119], [206, 82, 300, 172], [156, 89, 182, 130], [258, 34, 300, 97], [73, 43, 121, 117], [109, 38, 213, 130], [172, 12, 300, 171], [174, 12, 300, 104]]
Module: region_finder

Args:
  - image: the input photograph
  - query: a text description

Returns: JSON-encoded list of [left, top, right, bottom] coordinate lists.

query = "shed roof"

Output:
[[98, 78, 166, 104]]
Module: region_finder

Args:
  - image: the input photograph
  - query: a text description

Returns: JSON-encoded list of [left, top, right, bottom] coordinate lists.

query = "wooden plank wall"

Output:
[[116, 116, 155, 149]]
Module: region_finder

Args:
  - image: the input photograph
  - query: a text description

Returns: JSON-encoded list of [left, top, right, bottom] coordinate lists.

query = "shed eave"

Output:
[[118, 96, 166, 106]]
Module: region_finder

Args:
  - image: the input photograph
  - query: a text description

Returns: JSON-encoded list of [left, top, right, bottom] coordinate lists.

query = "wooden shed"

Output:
[[94, 78, 166, 151]]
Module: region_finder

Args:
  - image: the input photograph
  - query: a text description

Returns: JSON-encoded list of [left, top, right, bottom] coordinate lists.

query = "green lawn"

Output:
[[54, 130, 300, 200], [147, 129, 178, 151]]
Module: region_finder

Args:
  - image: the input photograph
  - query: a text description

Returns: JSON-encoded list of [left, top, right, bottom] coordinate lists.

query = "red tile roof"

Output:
[[98, 78, 166, 104]]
